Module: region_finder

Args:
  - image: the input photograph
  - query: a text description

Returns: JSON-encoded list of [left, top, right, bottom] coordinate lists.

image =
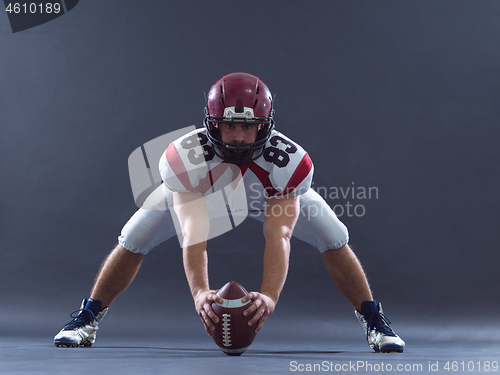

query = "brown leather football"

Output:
[[211, 281, 257, 356]]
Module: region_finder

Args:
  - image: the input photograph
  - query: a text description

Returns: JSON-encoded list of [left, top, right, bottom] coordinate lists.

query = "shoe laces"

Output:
[[365, 312, 396, 338], [63, 309, 96, 330]]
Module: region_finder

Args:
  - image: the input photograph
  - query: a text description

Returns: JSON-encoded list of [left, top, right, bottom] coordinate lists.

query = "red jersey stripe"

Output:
[[165, 143, 197, 193], [165, 143, 238, 194], [247, 162, 279, 197], [283, 153, 313, 195]]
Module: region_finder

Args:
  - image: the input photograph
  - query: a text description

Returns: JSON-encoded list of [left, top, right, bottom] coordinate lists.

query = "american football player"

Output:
[[54, 72, 404, 353]]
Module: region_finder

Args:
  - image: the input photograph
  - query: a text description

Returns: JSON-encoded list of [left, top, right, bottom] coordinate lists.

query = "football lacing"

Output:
[[222, 314, 231, 347]]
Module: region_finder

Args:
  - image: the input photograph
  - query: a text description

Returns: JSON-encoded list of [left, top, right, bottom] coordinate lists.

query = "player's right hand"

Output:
[[193, 289, 223, 336]]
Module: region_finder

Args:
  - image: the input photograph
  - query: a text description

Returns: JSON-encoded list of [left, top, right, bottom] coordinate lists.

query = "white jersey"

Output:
[[159, 128, 314, 213], [120, 129, 348, 255]]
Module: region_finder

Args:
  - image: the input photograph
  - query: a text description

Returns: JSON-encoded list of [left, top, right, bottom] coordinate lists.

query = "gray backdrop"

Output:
[[1, 0, 499, 339]]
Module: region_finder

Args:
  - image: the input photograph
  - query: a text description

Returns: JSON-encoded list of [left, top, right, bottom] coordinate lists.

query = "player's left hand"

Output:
[[242, 292, 276, 333]]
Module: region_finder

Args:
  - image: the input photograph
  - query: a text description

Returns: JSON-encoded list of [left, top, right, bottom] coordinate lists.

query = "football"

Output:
[[211, 281, 257, 356]]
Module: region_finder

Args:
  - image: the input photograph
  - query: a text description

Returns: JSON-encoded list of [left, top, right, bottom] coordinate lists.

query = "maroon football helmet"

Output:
[[204, 72, 275, 163]]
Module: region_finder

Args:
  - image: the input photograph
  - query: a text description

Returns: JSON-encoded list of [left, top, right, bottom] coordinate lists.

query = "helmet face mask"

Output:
[[204, 73, 275, 163]]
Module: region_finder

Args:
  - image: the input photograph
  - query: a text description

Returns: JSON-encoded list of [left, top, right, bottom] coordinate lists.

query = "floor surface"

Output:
[[1, 321, 498, 375]]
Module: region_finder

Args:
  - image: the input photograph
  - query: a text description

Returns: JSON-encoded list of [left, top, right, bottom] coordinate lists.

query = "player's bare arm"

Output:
[[243, 195, 300, 333], [172, 191, 223, 336]]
